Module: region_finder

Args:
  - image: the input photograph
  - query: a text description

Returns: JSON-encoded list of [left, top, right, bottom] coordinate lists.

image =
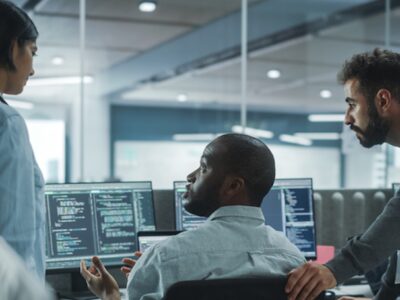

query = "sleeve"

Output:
[[0, 115, 38, 276], [325, 194, 400, 284], [126, 246, 180, 300], [373, 252, 400, 300], [0, 238, 54, 300]]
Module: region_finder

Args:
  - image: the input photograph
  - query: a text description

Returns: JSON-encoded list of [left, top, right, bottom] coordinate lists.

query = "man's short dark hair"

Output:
[[208, 133, 275, 206], [337, 48, 400, 105], [0, 0, 38, 70]]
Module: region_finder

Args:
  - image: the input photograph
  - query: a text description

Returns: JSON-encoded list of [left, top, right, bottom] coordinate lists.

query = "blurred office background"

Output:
[[8, 0, 400, 189]]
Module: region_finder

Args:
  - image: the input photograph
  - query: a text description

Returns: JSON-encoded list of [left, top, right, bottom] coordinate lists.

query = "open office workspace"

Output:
[[1, 0, 400, 299]]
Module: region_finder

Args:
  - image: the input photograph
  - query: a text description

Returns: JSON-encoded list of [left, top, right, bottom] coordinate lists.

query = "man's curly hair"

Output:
[[337, 48, 400, 104]]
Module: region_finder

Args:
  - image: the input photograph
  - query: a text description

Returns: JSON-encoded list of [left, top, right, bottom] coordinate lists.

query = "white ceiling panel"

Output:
[[33, 46, 135, 77], [321, 11, 400, 45], [33, 14, 190, 50], [35, 0, 256, 26]]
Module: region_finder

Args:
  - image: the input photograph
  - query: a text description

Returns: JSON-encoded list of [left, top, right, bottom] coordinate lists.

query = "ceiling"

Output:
[[9, 0, 400, 114]]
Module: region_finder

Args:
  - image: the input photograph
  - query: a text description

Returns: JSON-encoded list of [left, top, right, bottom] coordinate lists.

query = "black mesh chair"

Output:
[[163, 276, 334, 300]]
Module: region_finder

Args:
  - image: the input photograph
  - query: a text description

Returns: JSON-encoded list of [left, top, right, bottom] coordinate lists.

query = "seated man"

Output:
[[81, 133, 305, 300]]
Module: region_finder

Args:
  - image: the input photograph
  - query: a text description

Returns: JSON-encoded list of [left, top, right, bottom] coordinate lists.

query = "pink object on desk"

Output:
[[315, 245, 335, 264]]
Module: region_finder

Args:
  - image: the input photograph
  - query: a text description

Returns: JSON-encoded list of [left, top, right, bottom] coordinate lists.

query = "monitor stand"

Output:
[[57, 271, 97, 300]]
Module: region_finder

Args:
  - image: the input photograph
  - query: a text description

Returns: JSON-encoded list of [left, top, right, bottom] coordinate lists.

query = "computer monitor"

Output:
[[174, 181, 207, 230], [393, 183, 400, 195], [173, 178, 317, 260], [137, 231, 181, 253], [45, 181, 155, 272], [261, 178, 317, 260]]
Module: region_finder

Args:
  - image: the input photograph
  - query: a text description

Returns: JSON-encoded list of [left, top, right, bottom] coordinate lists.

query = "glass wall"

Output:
[[26, 119, 65, 183], [16, 0, 400, 188], [109, 0, 245, 188], [244, 0, 400, 188]]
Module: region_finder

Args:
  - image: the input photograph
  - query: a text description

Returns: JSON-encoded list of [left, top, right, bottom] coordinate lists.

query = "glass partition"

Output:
[[15, 0, 400, 188], [244, 0, 398, 188]]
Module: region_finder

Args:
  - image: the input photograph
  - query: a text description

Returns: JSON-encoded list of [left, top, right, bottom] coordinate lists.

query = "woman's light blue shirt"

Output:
[[0, 102, 46, 279]]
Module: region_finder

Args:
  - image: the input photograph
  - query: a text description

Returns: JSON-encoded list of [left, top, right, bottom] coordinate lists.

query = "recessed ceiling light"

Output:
[[320, 89, 332, 99], [51, 56, 64, 66], [138, 0, 157, 12], [267, 69, 281, 79], [177, 94, 187, 102]]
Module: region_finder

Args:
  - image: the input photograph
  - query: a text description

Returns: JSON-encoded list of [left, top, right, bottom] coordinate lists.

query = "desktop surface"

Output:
[[58, 288, 128, 300]]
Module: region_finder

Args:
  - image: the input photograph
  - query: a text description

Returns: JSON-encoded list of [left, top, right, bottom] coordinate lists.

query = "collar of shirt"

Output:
[[0, 94, 7, 105], [207, 205, 265, 223]]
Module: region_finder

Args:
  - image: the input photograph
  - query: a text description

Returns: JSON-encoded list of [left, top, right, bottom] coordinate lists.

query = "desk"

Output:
[[330, 284, 373, 298], [62, 286, 374, 300], [59, 289, 127, 300]]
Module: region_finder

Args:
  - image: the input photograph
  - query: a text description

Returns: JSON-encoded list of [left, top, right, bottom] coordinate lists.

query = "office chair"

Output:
[[163, 276, 333, 300]]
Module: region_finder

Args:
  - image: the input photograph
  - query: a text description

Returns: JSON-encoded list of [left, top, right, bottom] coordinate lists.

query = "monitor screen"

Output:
[[174, 181, 207, 230], [393, 183, 400, 195], [174, 178, 317, 260], [261, 178, 317, 260], [45, 182, 155, 271]]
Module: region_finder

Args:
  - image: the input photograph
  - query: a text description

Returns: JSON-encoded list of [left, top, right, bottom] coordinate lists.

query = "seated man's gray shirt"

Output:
[[127, 205, 305, 300]]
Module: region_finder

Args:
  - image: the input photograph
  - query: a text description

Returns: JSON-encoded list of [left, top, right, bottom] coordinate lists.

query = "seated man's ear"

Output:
[[222, 175, 245, 198]]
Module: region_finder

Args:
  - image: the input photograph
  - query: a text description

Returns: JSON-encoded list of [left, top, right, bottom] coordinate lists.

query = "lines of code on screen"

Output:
[[93, 191, 136, 254], [45, 182, 154, 270], [47, 192, 95, 258], [261, 178, 316, 259], [174, 182, 206, 231], [134, 190, 156, 231]]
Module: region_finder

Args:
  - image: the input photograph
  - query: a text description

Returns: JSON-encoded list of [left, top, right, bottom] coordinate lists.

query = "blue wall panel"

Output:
[[111, 105, 342, 141], [110, 105, 343, 176]]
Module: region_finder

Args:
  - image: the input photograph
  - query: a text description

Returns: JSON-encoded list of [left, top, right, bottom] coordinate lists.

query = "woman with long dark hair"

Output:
[[0, 0, 46, 280]]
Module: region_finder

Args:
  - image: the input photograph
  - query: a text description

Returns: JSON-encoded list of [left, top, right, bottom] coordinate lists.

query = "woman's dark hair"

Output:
[[0, 0, 38, 70]]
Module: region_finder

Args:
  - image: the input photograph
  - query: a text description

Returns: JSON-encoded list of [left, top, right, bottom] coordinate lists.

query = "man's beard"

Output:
[[185, 181, 223, 217], [351, 102, 390, 148]]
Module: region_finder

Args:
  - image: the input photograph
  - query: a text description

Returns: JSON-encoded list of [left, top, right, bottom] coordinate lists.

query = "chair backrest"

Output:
[[163, 276, 329, 300]]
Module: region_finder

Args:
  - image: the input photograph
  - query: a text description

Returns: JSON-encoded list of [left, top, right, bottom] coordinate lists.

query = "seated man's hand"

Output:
[[285, 261, 337, 300], [120, 251, 142, 278], [338, 297, 371, 300], [80, 256, 120, 300]]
